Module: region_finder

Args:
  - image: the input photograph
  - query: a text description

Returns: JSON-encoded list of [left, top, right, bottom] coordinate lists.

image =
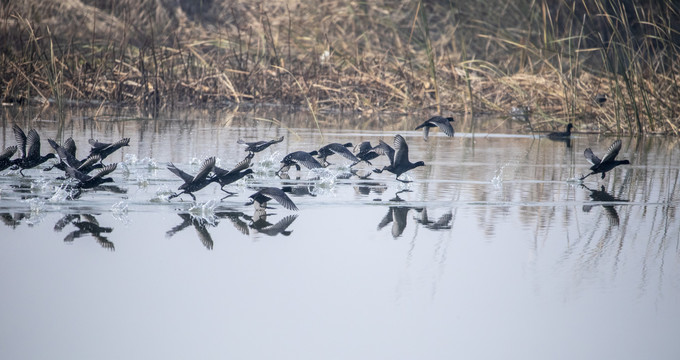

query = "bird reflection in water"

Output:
[[245, 210, 298, 237], [581, 184, 628, 226], [0, 212, 28, 229], [56, 214, 115, 250], [166, 213, 215, 250], [378, 190, 453, 238]]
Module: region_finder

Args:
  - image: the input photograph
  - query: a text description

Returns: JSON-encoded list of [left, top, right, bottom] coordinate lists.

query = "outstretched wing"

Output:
[[328, 143, 360, 162], [286, 151, 323, 169], [63, 138, 77, 157], [26, 129, 42, 160], [373, 140, 395, 165], [432, 117, 455, 137], [600, 140, 622, 164], [0, 145, 17, 161], [91, 163, 117, 180], [259, 187, 298, 211], [193, 157, 216, 182], [167, 163, 194, 183], [393, 134, 410, 165], [12, 125, 27, 158], [583, 148, 601, 166]]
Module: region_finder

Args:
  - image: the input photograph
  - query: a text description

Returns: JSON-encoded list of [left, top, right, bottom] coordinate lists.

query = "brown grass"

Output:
[[1, 0, 679, 135]]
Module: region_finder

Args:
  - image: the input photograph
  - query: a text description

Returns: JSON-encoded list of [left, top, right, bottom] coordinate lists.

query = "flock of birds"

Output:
[[0, 116, 631, 212]]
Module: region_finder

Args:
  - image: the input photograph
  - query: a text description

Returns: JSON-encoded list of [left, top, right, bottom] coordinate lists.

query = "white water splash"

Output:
[[188, 199, 217, 225], [112, 200, 130, 224], [152, 185, 174, 202]]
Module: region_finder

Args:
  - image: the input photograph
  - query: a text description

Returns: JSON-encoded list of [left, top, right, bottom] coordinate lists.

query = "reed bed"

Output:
[[1, 0, 679, 135]]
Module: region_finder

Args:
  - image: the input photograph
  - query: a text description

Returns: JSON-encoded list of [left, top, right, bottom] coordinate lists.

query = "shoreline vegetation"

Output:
[[1, 1, 679, 135]]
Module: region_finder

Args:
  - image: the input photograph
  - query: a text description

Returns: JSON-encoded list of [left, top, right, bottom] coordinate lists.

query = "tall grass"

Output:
[[0, 0, 679, 135]]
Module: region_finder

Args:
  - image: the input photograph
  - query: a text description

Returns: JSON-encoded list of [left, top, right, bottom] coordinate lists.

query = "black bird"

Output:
[[211, 154, 254, 197], [0, 145, 17, 172], [353, 141, 380, 165], [11, 125, 56, 176], [237, 136, 284, 154], [47, 138, 102, 174], [247, 187, 299, 211], [595, 94, 608, 106], [415, 116, 455, 141], [547, 123, 574, 139], [581, 140, 630, 180], [277, 151, 324, 173], [315, 142, 358, 166], [167, 157, 216, 201], [373, 134, 425, 182], [67, 163, 118, 189], [88, 137, 130, 162]]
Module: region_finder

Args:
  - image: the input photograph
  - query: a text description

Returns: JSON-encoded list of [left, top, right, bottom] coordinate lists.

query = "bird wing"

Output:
[[328, 143, 360, 162], [392, 134, 410, 165], [26, 129, 42, 160], [167, 163, 194, 183], [228, 154, 253, 174], [91, 163, 117, 180], [260, 214, 298, 235], [0, 146, 17, 161], [77, 155, 101, 171], [373, 140, 395, 165], [600, 140, 622, 164], [193, 157, 216, 182], [49, 139, 79, 168], [193, 222, 214, 250], [63, 138, 77, 157], [12, 125, 27, 158], [259, 187, 299, 211], [88, 139, 109, 151], [65, 166, 92, 182], [355, 141, 372, 154], [377, 208, 394, 230], [432, 117, 455, 137], [583, 148, 601, 166], [289, 151, 323, 169]]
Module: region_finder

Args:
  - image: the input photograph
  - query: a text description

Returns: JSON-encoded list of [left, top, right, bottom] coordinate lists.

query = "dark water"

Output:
[[1, 107, 679, 359]]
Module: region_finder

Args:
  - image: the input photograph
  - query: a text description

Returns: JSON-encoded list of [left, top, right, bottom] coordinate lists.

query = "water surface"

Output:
[[1, 107, 679, 360]]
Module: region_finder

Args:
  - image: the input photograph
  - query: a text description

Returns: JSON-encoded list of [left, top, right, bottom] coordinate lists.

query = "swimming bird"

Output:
[[246, 187, 298, 211], [594, 94, 608, 106], [277, 150, 324, 173], [88, 137, 130, 162], [66, 163, 118, 189], [315, 142, 358, 166], [0, 145, 17, 172], [47, 138, 102, 174], [373, 134, 425, 182], [237, 136, 284, 154], [211, 153, 254, 197], [547, 123, 574, 139], [415, 116, 455, 141], [167, 157, 216, 201], [581, 140, 630, 180], [11, 124, 56, 176], [353, 141, 380, 165]]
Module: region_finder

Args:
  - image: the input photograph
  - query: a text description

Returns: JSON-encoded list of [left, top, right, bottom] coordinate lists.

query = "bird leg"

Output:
[[579, 172, 594, 181]]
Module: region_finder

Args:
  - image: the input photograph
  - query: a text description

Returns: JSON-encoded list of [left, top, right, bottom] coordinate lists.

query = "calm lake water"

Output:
[[1, 106, 679, 360]]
